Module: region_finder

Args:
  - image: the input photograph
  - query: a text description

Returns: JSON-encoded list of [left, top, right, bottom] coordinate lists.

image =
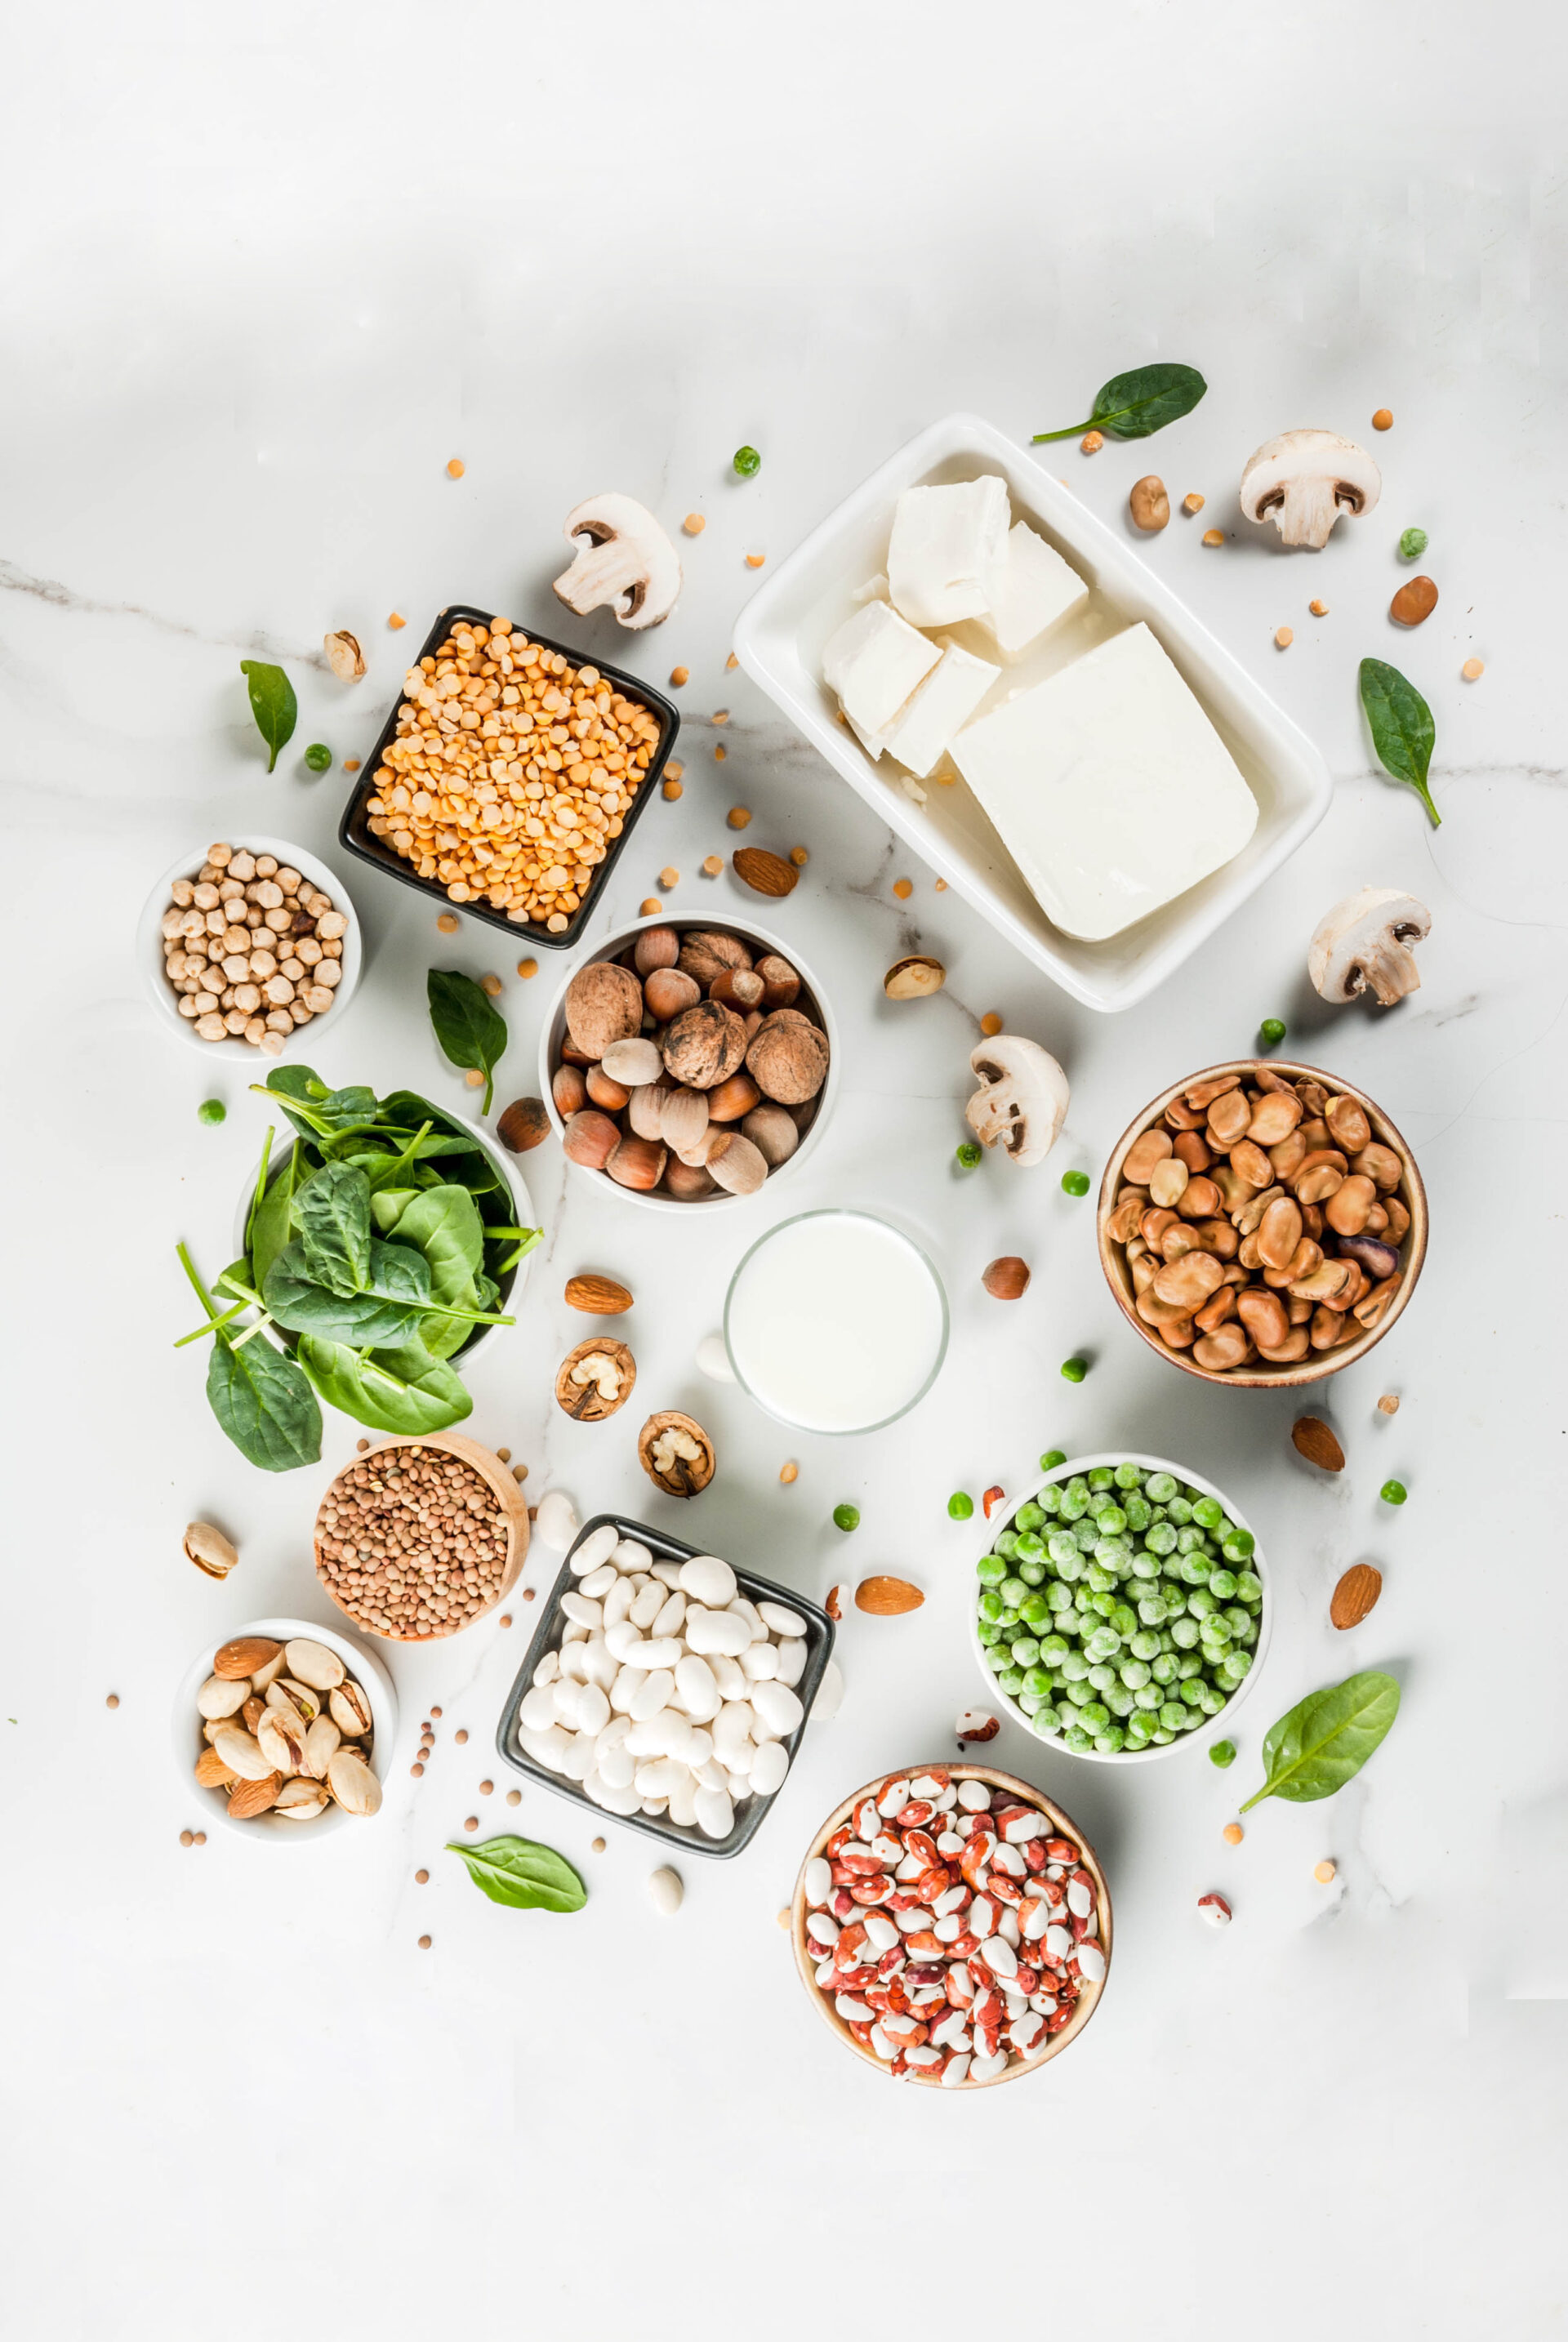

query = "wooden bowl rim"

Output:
[[1096, 1058, 1428, 1389], [790, 1762, 1112, 2090], [312, 1430, 530, 1643]]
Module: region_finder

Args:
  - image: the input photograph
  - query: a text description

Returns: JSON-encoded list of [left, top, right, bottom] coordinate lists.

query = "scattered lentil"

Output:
[[448, 458, 466, 478], [480, 973, 503, 997], [506, 1789, 522, 1805], [662, 778, 684, 800], [455, 1729, 469, 1745], [702, 855, 724, 876], [180, 1830, 194, 1847], [670, 666, 689, 687], [1202, 529, 1225, 546], [1275, 627, 1294, 649], [1081, 430, 1104, 453], [1310, 599, 1329, 617], [105, 1694, 119, 1709], [479, 1779, 494, 1797], [779, 1461, 799, 1484], [714, 743, 728, 760], [1372, 408, 1393, 430], [1223, 1822, 1244, 1845], [463, 1816, 478, 1832], [979, 1012, 1003, 1036], [1183, 492, 1205, 514], [437, 912, 460, 933], [935, 878, 948, 891], [499, 1613, 513, 1629], [388, 612, 406, 629], [745, 553, 766, 568], [516, 958, 537, 979], [776, 1907, 790, 1930], [665, 759, 684, 781], [1314, 1859, 1336, 1883], [194, 1832, 206, 1846], [591, 1837, 607, 1854], [684, 514, 706, 535], [416, 1868, 430, 1883], [893, 879, 913, 900], [1378, 1395, 1401, 1416], [726, 652, 738, 670], [411, 1762, 424, 1776], [659, 866, 679, 888], [727, 806, 750, 828], [790, 846, 808, 866], [639, 897, 662, 916], [1462, 658, 1485, 681], [356, 1438, 371, 1454], [343, 757, 361, 773], [418, 1934, 432, 1948], [430, 1708, 442, 1718]]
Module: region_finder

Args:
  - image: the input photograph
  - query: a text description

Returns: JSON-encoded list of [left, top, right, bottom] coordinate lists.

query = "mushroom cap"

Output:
[[964, 1034, 1070, 1169], [1307, 887, 1431, 1005], [1239, 430, 1382, 549], [554, 492, 682, 630]]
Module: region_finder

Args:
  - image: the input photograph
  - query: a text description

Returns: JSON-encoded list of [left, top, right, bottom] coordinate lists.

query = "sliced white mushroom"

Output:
[[553, 494, 682, 630], [1308, 887, 1431, 1005], [1238, 430, 1382, 550], [964, 1035, 1069, 1169]]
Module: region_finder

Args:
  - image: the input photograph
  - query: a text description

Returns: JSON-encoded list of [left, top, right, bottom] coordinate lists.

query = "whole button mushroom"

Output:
[[552, 493, 682, 630], [1239, 430, 1382, 548], [1308, 888, 1431, 1006], [964, 1035, 1069, 1168]]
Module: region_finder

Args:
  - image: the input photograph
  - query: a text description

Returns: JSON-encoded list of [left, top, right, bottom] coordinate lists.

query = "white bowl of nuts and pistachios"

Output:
[[173, 1617, 397, 1841], [138, 836, 363, 1061], [538, 913, 840, 1211]]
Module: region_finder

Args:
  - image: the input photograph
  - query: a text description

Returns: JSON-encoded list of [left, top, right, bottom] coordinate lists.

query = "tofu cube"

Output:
[[950, 623, 1258, 942], [971, 522, 1089, 661], [887, 476, 1010, 628], [880, 642, 1000, 778], [822, 599, 940, 736]]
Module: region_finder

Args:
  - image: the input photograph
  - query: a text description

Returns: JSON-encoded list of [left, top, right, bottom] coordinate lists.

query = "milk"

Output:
[[724, 1210, 947, 1434]]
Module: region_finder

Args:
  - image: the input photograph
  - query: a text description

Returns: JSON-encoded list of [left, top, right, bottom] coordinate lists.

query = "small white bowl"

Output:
[[733, 412, 1333, 1014], [172, 1615, 398, 1842], [231, 1102, 537, 1365], [538, 911, 840, 1214], [968, 1452, 1272, 1765], [138, 835, 363, 1062]]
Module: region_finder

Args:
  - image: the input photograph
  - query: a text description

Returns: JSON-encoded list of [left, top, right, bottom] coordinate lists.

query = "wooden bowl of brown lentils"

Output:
[[1097, 1060, 1428, 1388], [313, 1431, 531, 1641]]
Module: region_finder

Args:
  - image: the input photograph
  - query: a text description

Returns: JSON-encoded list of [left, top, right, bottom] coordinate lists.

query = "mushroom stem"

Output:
[[1351, 938, 1423, 1007]]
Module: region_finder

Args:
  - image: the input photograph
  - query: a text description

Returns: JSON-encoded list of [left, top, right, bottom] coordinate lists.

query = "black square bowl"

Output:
[[496, 1513, 835, 1859], [338, 605, 680, 950]]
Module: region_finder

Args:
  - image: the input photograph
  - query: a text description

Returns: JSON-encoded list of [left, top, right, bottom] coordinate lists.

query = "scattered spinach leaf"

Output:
[[239, 659, 298, 773], [1239, 1670, 1401, 1813], [445, 1835, 586, 1912], [175, 1242, 320, 1472], [1359, 658, 1441, 827], [428, 970, 508, 1116], [296, 1336, 471, 1436], [1032, 362, 1207, 444]]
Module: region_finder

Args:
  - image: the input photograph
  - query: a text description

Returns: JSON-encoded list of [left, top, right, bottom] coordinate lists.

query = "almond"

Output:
[[731, 847, 799, 898], [194, 1747, 237, 1790], [1291, 1415, 1345, 1472], [855, 1575, 924, 1616], [1330, 1562, 1383, 1629], [565, 1274, 634, 1316], [213, 1636, 282, 1681], [226, 1771, 283, 1821]]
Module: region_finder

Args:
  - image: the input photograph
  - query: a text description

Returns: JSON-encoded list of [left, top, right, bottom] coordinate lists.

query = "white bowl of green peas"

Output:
[[969, 1454, 1272, 1764]]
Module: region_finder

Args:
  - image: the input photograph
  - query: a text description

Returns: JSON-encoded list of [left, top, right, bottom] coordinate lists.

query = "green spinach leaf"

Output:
[[249, 1149, 300, 1290], [427, 970, 508, 1116], [445, 1835, 586, 1912], [1032, 362, 1207, 444], [176, 1243, 320, 1471], [239, 659, 298, 772], [1359, 658, 1441, 827], [292, 1162, 372, 1294], [1239, 1670, 1401, 1812], [297, 1336, 471, 1436], [263, 1240, 433, 1346], [371, 1187, 421, 1232], [389, 1185, 484, 1293]]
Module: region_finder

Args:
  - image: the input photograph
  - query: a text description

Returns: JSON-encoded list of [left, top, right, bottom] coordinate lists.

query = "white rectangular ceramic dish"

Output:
[[733, 412, 1334, 1013]]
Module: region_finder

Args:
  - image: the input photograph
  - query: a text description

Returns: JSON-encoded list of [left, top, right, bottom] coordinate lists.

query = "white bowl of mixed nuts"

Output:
[[173, 1616, 397, 1841], [137, 836, 363, 1062], [538, 912, 840, 1212]]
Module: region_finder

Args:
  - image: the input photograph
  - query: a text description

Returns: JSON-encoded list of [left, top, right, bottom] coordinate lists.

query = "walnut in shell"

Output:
[[677, 929, 754, 988], [662, 999, 747, 1089], [637, 1410, 715, 1496], [564, 961, 644, 1060], [555, 1338, 637, 1423], [746, 1010, 829, 1104]]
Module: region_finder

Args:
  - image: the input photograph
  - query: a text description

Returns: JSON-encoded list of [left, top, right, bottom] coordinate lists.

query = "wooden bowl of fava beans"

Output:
[[1097, 1060, 1428, 1388], [791, 1765, 1112, 2090]]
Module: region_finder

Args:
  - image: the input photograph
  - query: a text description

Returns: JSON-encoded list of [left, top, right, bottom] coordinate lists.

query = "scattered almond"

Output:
[[1330, 1562, 1382, 1630], [732, 846, 798, 897], [565, 1275, 634, 1316], [228, 1772, 284, 1820], [855, 1575, 924, 1616], [1291, 1416, 1345, 1472], [213, 1636, 282, 1681]]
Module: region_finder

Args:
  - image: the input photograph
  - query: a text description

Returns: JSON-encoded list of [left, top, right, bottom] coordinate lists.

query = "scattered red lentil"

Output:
[[893, 879, 913, 900], [447, 458, 466, 479]]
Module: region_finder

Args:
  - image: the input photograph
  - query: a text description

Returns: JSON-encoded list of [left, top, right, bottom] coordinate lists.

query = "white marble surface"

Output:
[[2, 5, 1566, 2334]]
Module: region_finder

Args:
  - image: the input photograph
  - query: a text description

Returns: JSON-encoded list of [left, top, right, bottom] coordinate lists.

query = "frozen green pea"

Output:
[[1059, 1479, 1089, 1518], [1234, 1569, 1263, 1604], [1120, 1659, 1151, 1690], [1126, 1713, 1154, 1747], [1085, 1626, 1121, 1662], [998, 1667, 1025, 1695], [1064, 1681, 1095, 1710], [1124, 1496, 1152, 1533], [1000, 1575, 1027, 1606], [1060, 1650, 1090, 1682], [1113, 1462, 1143, 1489], [1040, 1633, 1070, 1663], [1222, 1529, 1254, 1561], [197, 1098, 226, 1126], [1169, 1616, 1200, 1650], [1130, 1630, 1160, 1661], [1137, 1596, 1168, 1627], [1040, 1449, 1067, 1472], [1152, 1728, 1174, 1744], [303, 742, 332, 773], [1087, 1467, 1114, 1491], [956, 1140, 983, 1169], [1018, 1561, 1046, 1589], [1097, 1505, 1127, 1538], [1157, 1702, 1187, 1732], [1150, 1653, 1178, 1686], [1087, 1667, 1118, 1695], [1046, 1583, 1073, 1614], [1166, 1497, 1193, 1525], [1055, 1552, 1085, 1584], [1064, 1725, 1094, 1753], [1209, 1738, 1236, 1768], [978, 1591, 1004, 1624], [1018, 1689, 1043, 1716], [1224, 1606, 1251, 1637], [948, 1491, 974, 1521], [977, 1553, 1008, 1587], [1208, 1568, 1237, 1601], [985, 1646, 1009, 1674], [997, 1608, 1019, 1632], [1177, 1651, 1204, 1680], [1399, 525, 1428, 559], [733, 444, 761, 476], [1381, 1480, 1408, 1505], [832, 1504, 860, 1532], [1011, 1637, 1041, 1667], [1061, 1357, 1088, 1382], [1146, 1523, 1177, 1556], [1085, 1563, 1115, 1595], [1177, 1526, 1205, 1554], [1111, 1602, 1138, 1637], [1080, 1702, 1111, 1733], [1198, 1685, 1227, 1716], [1015, 1499, 1045, 1531], [1200, 1616, 1232, 1650], [1073, 1521, 1099, 1552], [1033, 1706, 1063, 1737], [978, 1623, 1001, 1647], [1039, 1485, 1063, 1516], [1258, 1017, 1286, 1047], [1131, 1552, 1160, 1581], [1047, 1529, 1078, 1565], [1023, 1666, 1053, 1698], [1191, 1497, 1223, 1530], [1134, 1685, 1162, 1712], [1106, 1685, 1135, 1719], [1061, 1169, 1090, 1196], [1013, 1532, 1045, 1563], [1145, 1472, 1177, 1503], [1188, 1588, 1217, 1618], [1087, 1593, 1116, 1622]]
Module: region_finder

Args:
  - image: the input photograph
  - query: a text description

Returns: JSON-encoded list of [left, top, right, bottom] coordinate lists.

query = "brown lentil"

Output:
[[479, 1779, 494, 1796], [499, 1614, 513, 1628], [1310, 599, 1329, 617], [416, 1868, 430, 1883], [455, 1729, 469, 1745], [194, 1832, 206, 1846], [105, 1694, 119, 1709], [591, 1837, 607, 1854], [1275, 627, 1294, 649], [980, 1012, 1004, 1036], [418, 1935, 432, 1949], [363, 621, 662, 934], [463, 1815, 479, 1832], [506, 1789, 522, 1805], [180, 1830, 194, 1847], [522, 1586, 535, 1600], [1372, 408, 1393, 430], [315, 1446, 510, 1637], [430, 1707, 442, 1718]]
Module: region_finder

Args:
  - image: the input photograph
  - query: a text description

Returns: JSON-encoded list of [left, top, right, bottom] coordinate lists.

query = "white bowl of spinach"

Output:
[[174, 1066, 541, 1469]]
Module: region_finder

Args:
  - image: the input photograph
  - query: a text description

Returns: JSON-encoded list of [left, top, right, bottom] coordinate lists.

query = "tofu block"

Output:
[[949, 623, 1258, 941], [971, 522, 1089, 661], [887, 476, 1010, 628], [880, 641, 1000, 778], [822, 599, 940, 735]]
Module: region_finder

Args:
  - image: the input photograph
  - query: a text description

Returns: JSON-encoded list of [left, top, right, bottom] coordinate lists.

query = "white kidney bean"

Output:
[[614, 1538, 653, 1573], [651, 1591, 687, 1637], [578, 1563, 619, 1599], [751, 1679, 804, 1737], [677, 1553, 737, 1606], [804, 1856, 832, 1907], [708, 1654, 746, 1701], [748, 1740, 789, 1796], [683, 1606, 752, 1659], [559, 1592, 601, 1630], [773, 1638, 807, 1688], [739, 1641, 779, 1682], [604, 1619, 644, 1663], [693, 1786, 734, 1838], [629, 1579, 666, 1629], [570, 1523, 619, 1575], [758, 1600, 807, 1637], [629, 1670, 675, 1722]]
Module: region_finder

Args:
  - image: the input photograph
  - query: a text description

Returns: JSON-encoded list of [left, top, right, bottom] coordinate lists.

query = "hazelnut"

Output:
[[746, 1010, 829, 1105], [606, 1134, 667, 1191], [741, 1103, 799, 1167], [663, 1158, 718, 1200], [706, 1071, 761, 1123], [586, 1065, 631, 1112], [755, 955, 801, 1010], [662, 999, 747, 1089], [562, 1109, 621, 1171], [626, 1082, 671, 1140], [496, 1097, 550, 1152], [710, 967, 765, 1012], [660, 1086, 711, 1155], [706, 1130, 768, 1196], [982, 1255, 1031, 1300], [634, 924, 681, 975], [678, 928, 753, 988], [599, 1036, 663, 1087], [564, 961, 644, 1060], [551, 1063, 588, 1118], [644, 966, 701, 1022]]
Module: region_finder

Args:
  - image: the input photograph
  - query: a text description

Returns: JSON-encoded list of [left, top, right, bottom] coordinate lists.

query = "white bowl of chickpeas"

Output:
[[138, 836, 363, 1062]]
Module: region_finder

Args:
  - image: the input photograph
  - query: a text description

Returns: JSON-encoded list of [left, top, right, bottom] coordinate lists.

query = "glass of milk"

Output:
[[723, 1209, 948, 1434]]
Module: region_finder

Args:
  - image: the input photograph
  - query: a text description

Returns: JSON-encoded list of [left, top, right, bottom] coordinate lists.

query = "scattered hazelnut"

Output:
[[497, 1097, 551, 1152], [982, 1256, 1031, 1301]]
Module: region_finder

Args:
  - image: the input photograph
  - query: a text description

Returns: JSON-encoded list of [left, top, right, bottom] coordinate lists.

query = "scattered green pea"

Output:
[[832, 1503, 860, 1532], [196, 1099, 226, 1126], [304, 742, 332, 773], [1040, 1449, 1067, 1472], [1258, 1017, 1286, 1046], [947, 1491, 974, 1521], [1399, 527, 1428, 560], [733, 445, 761, 478], [1060, 1357, 1088, 1383], [956, 1140, 983, 1169], [1380, 1480, 1408, 1506], [1061, 1169, 1090, 1197]]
